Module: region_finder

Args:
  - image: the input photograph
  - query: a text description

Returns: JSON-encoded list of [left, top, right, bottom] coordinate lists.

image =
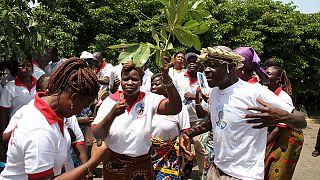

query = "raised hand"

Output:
[[245, 98, 291, 129]]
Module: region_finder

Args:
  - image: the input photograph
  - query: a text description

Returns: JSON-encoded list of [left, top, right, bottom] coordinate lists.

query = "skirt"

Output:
[[103, 148, 154, 180], [151, 137, 181, 180], [265, 128, 304, 180]]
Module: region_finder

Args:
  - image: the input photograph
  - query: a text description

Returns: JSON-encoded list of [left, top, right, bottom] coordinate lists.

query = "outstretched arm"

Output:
[[157, 63, 182, 115], [246, 98, 307, 130]]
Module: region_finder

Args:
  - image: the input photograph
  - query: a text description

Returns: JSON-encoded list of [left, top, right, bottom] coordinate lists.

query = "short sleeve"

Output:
[[150, 93, 167, 112], [68, 115, 84, 144], [0, 82, 13, 108], [22, 129, 56, 177], [257, 86, 294, 113], [178, 105, 190, 130], [93, 97, 116, 125]]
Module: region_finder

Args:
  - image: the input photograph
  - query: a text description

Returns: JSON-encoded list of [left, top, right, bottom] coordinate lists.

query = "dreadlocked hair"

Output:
[[46, 57, 99, 98], [121, 61, 144, 80], [271, 66, 292, 96]]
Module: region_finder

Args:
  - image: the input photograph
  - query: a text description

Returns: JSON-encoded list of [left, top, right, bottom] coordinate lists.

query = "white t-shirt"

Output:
[[208, 79, 294, 180], [175, 71, 205, 122], [0, 93, 68, 180], [0, 77, 37, 118], [32, 61, 45, 80], [44, 59, 67, 75], [64, 116, 85, 171], [93, 91, 165, 157], [168, 67, 186, 80], [151, 105, 190, 140]]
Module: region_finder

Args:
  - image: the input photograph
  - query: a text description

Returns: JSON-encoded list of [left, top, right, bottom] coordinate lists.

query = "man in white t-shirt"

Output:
[[175, 52, 207, 175], [180, 46, 307, 180]]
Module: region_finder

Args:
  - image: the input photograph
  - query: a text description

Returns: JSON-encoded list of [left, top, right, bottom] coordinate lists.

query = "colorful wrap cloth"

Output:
[[103, 148, 154, 180], [151, 137, 181, 180], [265, 128, 304, 180]]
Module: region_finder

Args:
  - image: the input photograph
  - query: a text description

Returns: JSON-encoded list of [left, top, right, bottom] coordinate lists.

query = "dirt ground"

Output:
[[94, 117, 320, 180]]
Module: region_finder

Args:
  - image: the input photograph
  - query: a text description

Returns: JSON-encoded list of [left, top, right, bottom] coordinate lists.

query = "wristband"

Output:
[[85, 163, 91, 174]]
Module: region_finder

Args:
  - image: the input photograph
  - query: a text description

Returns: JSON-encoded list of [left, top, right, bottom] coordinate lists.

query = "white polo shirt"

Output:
[[93, 91, 166, 157], [64, 116, 85, 171], [151, 104, 190, 140], [208, 79, 294, 180], [0, 76, 37, 119], [175, 71, 204, 122], [274, 87, 293, 128], [0, 93, 68, 180], [141, 68, 154, 93]]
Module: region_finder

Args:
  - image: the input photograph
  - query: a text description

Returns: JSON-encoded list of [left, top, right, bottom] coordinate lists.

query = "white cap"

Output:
[[80, 51, 94, 59], [185, 53, 199, 61]]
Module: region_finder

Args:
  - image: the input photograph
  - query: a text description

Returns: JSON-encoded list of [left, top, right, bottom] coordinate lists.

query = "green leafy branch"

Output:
[[108, 0, 211, 67]]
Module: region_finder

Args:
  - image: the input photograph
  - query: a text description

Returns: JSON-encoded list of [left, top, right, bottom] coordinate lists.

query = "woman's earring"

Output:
[[70, 103, 74, 110]]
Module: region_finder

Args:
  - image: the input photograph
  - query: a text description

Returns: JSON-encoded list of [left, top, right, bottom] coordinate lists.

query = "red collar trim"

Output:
[[109, 91, 146, 112], [109, 90, 123, 101], [34, 92, 64, 136], [31, 60, 41, 67], [184, 71, 198, 85], [274, 87, 282, 96], [95, 63, 107, 74], [247, 77, 258, 84], [15, 76, 37, 92]]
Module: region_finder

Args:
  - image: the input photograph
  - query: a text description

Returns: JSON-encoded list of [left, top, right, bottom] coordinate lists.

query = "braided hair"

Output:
[[46, 57, 99, 98], [271, 66, 292, 96]]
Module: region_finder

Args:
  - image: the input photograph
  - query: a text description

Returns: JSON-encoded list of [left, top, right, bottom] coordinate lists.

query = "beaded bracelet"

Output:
[[163, 80, 174, 87]]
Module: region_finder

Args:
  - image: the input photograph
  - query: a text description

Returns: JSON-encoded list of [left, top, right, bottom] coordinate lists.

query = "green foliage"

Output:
[[109, 0, 212, 67], [0, 0, 55, 61], [2, 0, 319, 106]]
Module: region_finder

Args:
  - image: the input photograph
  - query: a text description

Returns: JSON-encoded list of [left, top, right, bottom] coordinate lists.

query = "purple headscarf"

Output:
[[233, 47, 268, 80]]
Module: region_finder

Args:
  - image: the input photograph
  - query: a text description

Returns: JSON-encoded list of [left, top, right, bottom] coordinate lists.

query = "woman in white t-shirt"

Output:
[[168, 52, 186, 79], [0, 58, 108, 180], [150, 73, 190, 180], [264, 66, 304, 180], [0, 57, 37, 137], [92, 61, 182, 179]]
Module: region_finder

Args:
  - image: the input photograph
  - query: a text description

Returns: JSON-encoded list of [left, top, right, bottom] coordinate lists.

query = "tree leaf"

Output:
[[133, 44, 151, 67], [108, 43, 139, 49], [191, 23, 210, 34], [192, 0, 205, 10], [184, 20, 200, 30], [118, 45, 140, 64], [152, 29, 160, 46], [191, 34, 201, 50], [167, 42, 174, 50], [173, 27, 193, 47]]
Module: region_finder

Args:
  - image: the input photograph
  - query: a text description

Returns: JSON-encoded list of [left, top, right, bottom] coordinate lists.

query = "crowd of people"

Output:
[[0, 45, 309, 180]]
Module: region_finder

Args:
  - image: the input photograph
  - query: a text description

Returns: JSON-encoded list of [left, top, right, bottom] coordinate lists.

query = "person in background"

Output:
[[233, 47, 269, 84], [44, 47, 65, 75], [264, 66, 304, 180], [150, 73, 190, 180], [263, 58, 278, 69], [92, 52, 114, 90], [175, 52, 206, 177], [312, 128, 320, 157], [80, 51, 94, 67], [0, 55, 37, 135], [92, 61, 182, 179], [180, 46, 306, 180], [168, 52, 186, 79], [140, 64, 154, 93], [0, 57, 108, 179]]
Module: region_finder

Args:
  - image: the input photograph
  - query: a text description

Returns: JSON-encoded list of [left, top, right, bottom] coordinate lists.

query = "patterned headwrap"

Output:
[[197, 46, 245, 69], [233, 47, 268, 80]]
